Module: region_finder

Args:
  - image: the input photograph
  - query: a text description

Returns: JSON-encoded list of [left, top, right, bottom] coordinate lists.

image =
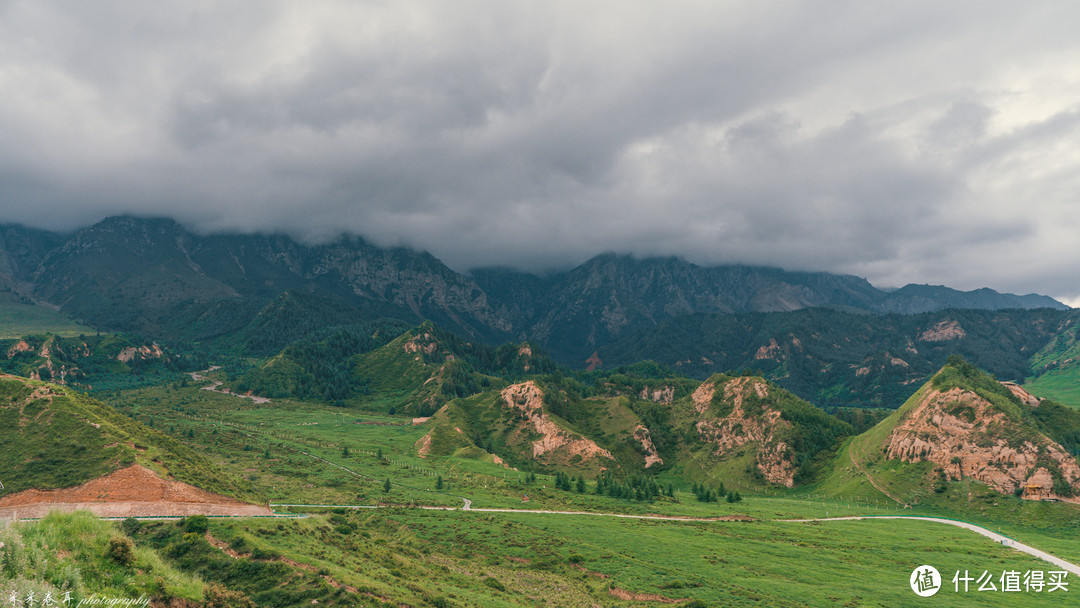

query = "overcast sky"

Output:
[[1, 1, 1079, 303]]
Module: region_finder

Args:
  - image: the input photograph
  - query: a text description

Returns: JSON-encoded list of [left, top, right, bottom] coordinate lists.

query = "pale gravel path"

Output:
[[189, 370, 271, 404], [786, 515, 1080, 576], [848, 441, 904, 505], [269, 504, 1080, 575]]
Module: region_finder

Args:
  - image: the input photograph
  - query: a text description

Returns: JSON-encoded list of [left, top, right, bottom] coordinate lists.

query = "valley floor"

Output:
[[6, 371, 1080, 607]]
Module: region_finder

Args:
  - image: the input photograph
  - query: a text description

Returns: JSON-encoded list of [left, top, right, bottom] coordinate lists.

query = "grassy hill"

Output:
[[0, 374, 259, 502], [415, 370, 853, 490], [820, 357, 1080, 506], [0, 332, 193, 392], [417, 379, 663, 475], [1025, 317, 1080, 407], [664, 374, 853, 489], [238, 321, 556, 415]]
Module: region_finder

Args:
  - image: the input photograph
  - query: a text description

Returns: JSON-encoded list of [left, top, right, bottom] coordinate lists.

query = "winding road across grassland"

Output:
[[269, 501, 1080, 576], [190, 371, 1080, 578], [785, 515, 1080, 576]]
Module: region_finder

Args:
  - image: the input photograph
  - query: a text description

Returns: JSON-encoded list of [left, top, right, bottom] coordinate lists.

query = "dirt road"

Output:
[[786, 515, 1080, 576]]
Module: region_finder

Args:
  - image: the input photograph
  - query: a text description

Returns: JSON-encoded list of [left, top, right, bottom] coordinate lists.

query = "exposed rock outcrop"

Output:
[[694, 377, 797, 487], [633, 424, 663, 468], [885, 386, 1080, 501], [638, 385, 675, 404], [402, 332, 439, 355], [1002, 382, 1041, 407], [501, 382, 614, 463], [691, 381, 715, 414], [116, 344, 164, 362], [919, 320, 966, 342]]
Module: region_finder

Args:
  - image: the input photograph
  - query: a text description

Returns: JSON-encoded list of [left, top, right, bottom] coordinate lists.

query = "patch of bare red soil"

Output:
[[608, 586, 684, 603], [0, 465, 270, 518], [571, 564, 609, 578]]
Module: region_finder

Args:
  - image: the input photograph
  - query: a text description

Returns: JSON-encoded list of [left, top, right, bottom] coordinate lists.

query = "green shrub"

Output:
[[120, 517, 141, 536], [203, 584, 257, 608], [250, 548, 282, 561], [106, 536, 135, 567], [184, 515, 209, 534]]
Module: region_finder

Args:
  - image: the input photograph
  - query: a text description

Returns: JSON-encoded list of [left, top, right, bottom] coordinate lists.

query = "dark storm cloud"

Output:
[[1, 1, 1079, 303]]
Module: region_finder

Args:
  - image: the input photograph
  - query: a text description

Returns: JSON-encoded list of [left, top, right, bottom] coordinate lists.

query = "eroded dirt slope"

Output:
[[0, 465, 270, 518]]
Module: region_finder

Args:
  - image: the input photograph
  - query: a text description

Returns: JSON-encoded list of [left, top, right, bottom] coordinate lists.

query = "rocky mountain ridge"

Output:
[[0, 216, 1066, 367]]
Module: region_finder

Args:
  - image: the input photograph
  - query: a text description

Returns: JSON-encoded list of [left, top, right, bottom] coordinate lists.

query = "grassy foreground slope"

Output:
[[0, 511, 204, 605], [111, 506, 1080, 608]]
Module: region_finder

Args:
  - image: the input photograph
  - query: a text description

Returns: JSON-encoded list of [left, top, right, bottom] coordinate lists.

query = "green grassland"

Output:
[[117, 506, 1080, 608], [1026, 368, 1080, 409], [6, 355, 1080, 606], [370, 509, 1074, 607], [0, 298, 95, 339], [1025, 320, 1080, 408]]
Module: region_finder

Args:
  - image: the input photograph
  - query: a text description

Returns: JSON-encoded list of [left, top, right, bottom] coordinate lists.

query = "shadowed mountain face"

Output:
[[472, 255, 886, 359], [597, 307, 1079, 408], [0, 216, 1069, 366], [16, 216, 509, 345]]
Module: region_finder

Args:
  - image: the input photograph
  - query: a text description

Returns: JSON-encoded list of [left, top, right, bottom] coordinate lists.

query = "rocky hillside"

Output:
[[673, 375, 853, 488], [416, 380, 621, 474], [412, 369, 852, 487], [0, 333, 177, 387], [828, 358, 1080, 504]]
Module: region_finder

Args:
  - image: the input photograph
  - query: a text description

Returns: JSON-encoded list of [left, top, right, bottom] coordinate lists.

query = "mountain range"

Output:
[[0, 216, 1067, 366]]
